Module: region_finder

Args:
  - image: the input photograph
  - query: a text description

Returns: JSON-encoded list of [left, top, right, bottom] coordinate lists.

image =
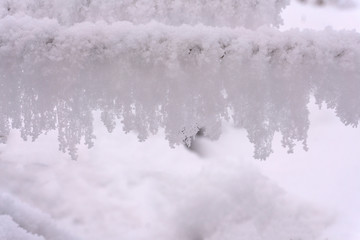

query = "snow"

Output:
[[0, 17, 359, 159], [1, 0, 360, 239], [0, 116, 332, 240], [0, 193, 77, 240], [1, 102, 359, 239], [0, 215, 44, 240], [0, 0, 288, 28], [282, 0, 360, 31]]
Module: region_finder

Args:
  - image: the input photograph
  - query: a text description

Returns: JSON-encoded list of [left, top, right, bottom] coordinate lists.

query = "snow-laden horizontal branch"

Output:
[[0, 15, 359, 66], [1, 0, 288, 28], [0, 16, 360, 159]]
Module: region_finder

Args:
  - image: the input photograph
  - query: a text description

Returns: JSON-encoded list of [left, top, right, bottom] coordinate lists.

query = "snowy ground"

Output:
[[0, 101, 359, 240], [1, 1, 360, 240]]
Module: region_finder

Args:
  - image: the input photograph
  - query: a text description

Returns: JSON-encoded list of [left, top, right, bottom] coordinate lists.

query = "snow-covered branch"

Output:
[[1, 0, 288, 28], [0, 16, 359, 159], [0, 16, 358, 66]]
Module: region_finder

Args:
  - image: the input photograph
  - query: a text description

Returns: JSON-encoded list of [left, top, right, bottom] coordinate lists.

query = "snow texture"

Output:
[[0, 1, 358, 239], [0, 0, 289, 28], [0, 137, 332, 240], [0, 193, 78, 240], [0, 215, 44, 240]]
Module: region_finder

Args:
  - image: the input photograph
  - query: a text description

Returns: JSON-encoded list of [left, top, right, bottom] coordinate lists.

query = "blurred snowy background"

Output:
[[0, 0, 360, 240]]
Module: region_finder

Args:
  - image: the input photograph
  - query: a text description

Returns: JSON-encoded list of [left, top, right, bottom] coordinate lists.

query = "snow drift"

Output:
[[0, 141, 332, 240]]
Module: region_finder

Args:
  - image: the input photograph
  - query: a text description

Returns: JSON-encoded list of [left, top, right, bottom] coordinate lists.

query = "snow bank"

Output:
[[169, 162, 331, 240], [0, 0, 288, 28]]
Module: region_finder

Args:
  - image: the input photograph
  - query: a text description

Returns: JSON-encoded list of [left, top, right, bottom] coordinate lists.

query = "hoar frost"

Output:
[[1, 0, 288, 28], [0, 0, 359, 159]]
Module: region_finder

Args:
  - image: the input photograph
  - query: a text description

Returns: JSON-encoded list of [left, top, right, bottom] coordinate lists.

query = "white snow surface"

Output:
[[0, 116, 333, 240], [0, 215, 44, 240], [0, 103, 359, 240]]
